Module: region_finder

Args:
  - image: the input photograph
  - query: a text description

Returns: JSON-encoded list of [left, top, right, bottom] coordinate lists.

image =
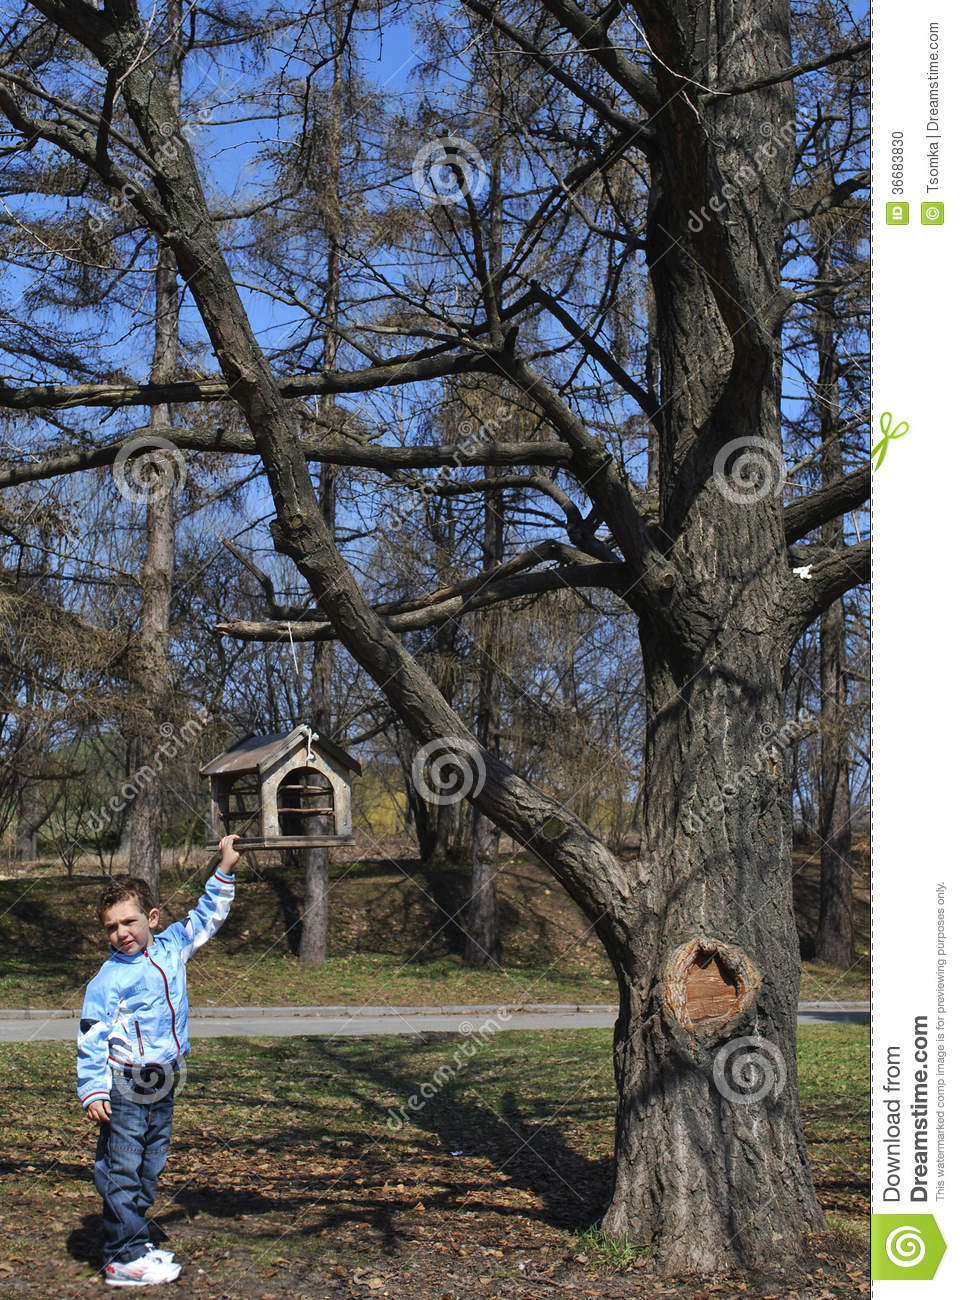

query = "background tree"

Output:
[[126, 0, 183, 898], [782, 0, 869, 967]]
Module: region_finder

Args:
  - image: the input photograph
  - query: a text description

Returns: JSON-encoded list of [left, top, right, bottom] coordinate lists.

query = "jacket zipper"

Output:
[[146, 951, 182, 1056], [135, 1020, 144, 1057]]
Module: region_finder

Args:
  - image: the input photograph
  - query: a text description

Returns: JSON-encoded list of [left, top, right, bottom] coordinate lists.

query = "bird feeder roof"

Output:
[[199, 724, 361, 777]]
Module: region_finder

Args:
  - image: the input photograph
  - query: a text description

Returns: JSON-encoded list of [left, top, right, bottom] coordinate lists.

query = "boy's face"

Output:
[[102, 898, 160, 955]]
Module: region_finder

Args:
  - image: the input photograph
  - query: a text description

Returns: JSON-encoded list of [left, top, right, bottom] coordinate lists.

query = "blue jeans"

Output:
[[93, 1071, 177, 1264]]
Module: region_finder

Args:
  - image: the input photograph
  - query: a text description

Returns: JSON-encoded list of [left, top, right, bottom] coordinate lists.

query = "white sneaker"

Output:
[[104, 1253, 181, 1286]]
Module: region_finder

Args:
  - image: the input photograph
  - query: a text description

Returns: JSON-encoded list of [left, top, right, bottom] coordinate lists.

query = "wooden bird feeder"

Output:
[[199, 725, 361, 850]]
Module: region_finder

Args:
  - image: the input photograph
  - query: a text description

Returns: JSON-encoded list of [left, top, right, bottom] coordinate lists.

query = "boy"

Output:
[[77, 835, 242, 1287]]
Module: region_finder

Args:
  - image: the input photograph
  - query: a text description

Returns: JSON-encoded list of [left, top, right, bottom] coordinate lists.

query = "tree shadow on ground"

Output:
[[125, 1036, 612, 1254], [0, 894, 90, 957]]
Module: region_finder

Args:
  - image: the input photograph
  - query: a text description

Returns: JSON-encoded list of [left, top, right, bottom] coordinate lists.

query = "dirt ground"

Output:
[[0, 1029, 868, 1300]]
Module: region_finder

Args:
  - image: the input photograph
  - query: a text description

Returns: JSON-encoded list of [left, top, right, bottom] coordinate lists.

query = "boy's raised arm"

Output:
[[165, 835, 242, 963]]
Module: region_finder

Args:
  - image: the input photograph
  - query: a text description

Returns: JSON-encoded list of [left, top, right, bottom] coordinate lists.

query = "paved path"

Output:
[[0, 1000, 868, 1043]]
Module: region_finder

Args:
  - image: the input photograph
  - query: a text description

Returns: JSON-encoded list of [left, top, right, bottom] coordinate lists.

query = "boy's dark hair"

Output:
[[97, 874, 157, 922]]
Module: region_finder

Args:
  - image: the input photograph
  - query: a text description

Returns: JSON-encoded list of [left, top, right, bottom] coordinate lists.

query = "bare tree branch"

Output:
[[460, 0, 653, 138], [0, 426, 573, 489], [525, 281, 660, 423], [782, 538, 870, 641], [0, 349, 500, 412], [216, 560, 627, 641], [223, 539, 611, 624], [536, 0, 661, 112], [783, 465, 869, 543], [713, 38, 870, 97], [503, 354, 668, 598], [789, 170, 869, 223]]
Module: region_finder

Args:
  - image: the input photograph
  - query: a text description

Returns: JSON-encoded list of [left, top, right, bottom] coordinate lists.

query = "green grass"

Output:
[[799, 960, 870, 1004], [0, 932, 616, 1012], [797, 1022, 871, 1231], [574, 1224, 645, 1267], [0, 1024, 868, 1295]]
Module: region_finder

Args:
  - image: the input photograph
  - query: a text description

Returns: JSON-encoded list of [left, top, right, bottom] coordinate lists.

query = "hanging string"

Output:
[[285, 619, 298, 677]]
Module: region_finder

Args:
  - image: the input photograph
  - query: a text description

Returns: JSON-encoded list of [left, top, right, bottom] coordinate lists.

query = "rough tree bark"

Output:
[[126, 0, 181, 898], [585, 2, 825, 1256], [126, 236, 177, 898], [0, 0, 870, 1273]]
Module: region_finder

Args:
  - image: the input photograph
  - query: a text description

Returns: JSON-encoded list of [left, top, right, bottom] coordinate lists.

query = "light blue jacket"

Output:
[[77, 871, 235, 1109]]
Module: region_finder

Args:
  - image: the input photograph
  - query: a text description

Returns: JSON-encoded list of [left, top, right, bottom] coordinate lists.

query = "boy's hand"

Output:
[[218, 834, 244, 873], [86, 1099, 111, 1123]]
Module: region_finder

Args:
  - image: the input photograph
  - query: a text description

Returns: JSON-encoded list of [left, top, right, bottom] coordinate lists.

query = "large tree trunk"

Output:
[[300, 502, 334, 967], [595, 4, 826, 1258], [298, 32, 343, 963], [815, 597, 853, 965], [15, 778, 47, 861], [464, 75, 504, 968], [466, 808, 499, 964], [465, 455, 503, 968], [603, 634, 824, 1263]]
